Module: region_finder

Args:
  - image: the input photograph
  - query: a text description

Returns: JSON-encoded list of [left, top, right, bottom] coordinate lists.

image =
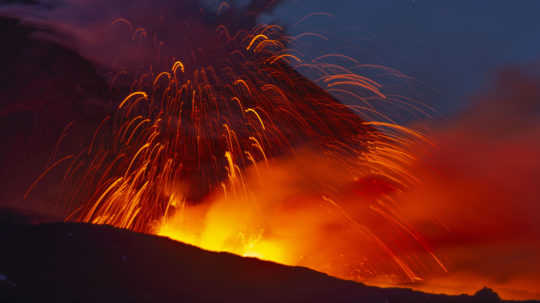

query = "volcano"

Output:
[[2, 0, 540, 301]]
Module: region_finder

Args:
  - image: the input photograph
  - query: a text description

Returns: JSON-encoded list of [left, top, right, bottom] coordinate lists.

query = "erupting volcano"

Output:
[[35, 3, 439, 284], [2, 0, 540, 302]]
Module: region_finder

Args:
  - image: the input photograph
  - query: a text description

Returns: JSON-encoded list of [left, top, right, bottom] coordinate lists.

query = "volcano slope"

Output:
[[0, 217, 536, 303]]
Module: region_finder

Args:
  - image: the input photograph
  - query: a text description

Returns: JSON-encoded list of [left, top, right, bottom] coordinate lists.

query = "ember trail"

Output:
[[27, 1, 444, 287]]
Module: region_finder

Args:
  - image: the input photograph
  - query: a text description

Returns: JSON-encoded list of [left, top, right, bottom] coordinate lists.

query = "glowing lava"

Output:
[[35, 9, 443, 286], [21, 1, 540, 301]]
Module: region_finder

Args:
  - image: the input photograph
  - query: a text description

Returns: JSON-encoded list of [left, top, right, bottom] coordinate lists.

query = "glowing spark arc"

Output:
[[172, 61, 185, 74], [245, 108, 266, 130], [246, 34, 269, 51], [118, 91, 148, 109], [24, 155, 74, 199]]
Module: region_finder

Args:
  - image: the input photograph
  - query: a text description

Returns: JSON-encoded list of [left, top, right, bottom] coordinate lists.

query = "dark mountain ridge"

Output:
[[1, 217, 535, 303]]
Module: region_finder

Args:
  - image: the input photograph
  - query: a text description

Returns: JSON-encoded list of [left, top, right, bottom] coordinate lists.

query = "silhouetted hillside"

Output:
[[0, 218, 535, 303]]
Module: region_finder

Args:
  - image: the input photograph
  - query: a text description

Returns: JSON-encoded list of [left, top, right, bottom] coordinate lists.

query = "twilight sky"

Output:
[[260, 0, 540, 117]]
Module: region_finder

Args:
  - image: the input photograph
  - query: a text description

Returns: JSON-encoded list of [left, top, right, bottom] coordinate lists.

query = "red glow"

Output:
[[19, 2, 540, 300]]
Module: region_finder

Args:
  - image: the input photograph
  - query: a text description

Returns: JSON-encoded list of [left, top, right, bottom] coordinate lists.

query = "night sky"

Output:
[[261, 0, 540, 116]]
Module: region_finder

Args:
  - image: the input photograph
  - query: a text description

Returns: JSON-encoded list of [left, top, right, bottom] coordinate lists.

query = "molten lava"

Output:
[[155, 147, 442, 285], [19, 1, 540, 301], [28, 4, 444, 286]]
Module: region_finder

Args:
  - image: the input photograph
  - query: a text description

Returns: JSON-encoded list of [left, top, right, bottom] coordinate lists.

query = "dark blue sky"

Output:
[[261, 0, 540, 117]]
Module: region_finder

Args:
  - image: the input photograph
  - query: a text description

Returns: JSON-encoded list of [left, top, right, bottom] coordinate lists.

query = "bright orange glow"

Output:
[[55, 18, 438, 284], [26, 6, 540, 301]]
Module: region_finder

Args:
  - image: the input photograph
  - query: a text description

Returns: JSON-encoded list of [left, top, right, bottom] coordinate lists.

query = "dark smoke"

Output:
[[0, 0, 286, 213], [1, 0, 286, 72]]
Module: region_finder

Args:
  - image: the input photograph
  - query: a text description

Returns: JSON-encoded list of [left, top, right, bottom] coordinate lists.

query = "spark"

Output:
[[31, 6, 445, 288]]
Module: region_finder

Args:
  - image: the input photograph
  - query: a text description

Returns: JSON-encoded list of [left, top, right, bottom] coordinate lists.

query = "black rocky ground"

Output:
[[0, 211, 536, 303]]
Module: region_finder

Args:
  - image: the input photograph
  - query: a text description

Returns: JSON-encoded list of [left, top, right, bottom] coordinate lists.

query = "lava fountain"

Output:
[[21, 0, 457, 296]]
